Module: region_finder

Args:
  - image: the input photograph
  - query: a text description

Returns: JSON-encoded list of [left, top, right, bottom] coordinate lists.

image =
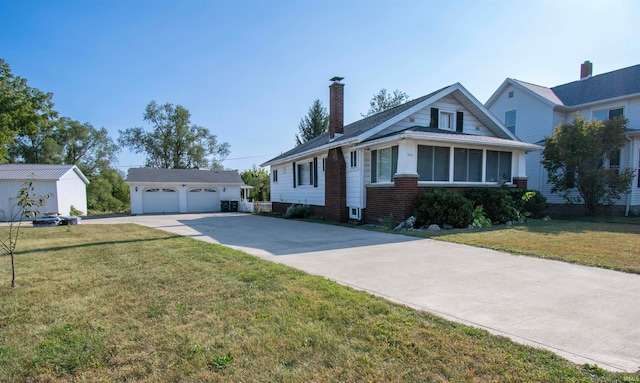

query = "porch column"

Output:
[[395, 140, 418, 177]]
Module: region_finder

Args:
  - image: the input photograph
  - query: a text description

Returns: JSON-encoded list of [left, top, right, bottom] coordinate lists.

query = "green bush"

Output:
[[284, 204, 310, 219], [414, 189, 472, 228], [510, 189, 548, 219], [466, 188, 516, 224]]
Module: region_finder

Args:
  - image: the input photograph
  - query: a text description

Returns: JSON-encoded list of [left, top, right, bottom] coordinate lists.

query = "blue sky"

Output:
[[2, 0, 639, 172]]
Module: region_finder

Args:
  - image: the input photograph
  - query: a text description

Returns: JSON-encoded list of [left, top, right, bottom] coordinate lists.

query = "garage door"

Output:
[[187, 188, 220, 212], [142, 188, 179, 213]]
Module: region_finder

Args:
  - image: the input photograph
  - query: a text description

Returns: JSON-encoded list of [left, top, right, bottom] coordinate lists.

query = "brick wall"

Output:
[[324, 147, 347, 222], [364, 175, 419, 225], [513, 177, 528, 189]]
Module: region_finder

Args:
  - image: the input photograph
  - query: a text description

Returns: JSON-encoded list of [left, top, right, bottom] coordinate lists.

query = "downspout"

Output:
[[625, 135, 632, 216]]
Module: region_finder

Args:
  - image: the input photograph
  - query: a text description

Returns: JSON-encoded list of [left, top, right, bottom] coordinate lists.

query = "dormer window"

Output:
[[440, 112, 454, 130]]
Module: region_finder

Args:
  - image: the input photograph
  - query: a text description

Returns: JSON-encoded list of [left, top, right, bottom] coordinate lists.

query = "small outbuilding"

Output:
[[126, 168, 250, 215], [0, 164, 89, 221]]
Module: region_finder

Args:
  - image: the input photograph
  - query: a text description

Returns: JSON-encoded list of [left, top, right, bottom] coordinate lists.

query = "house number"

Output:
[[407, 153, 414, 157]]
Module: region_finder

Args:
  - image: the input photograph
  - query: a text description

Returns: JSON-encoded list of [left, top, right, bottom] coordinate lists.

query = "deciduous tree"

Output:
[[361, 89, 410, 117], [240, 166, 270, 201], [0, 58, 58, 163], [542, 115, 635, 215], [119, 101, 230, 169], [57, 117, 119, 177], [295, 99, 328, 146]]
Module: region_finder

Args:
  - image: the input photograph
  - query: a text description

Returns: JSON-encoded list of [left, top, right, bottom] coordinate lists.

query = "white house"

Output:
[[0, 164, 89, 221], [486, 61, 640, 215], [262, 78, 540, 225], [126, 168, 250, 215]]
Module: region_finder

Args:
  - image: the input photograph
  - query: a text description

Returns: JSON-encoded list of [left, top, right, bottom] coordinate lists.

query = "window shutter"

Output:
[[391, 145, 399, 182], [313, 157, 318, 187], [371, 150, 377, 183], [430, 108, 439, 128], [456, 111, 464, 132], [292, 162, 296, 188], [309, 161, 314, 185]]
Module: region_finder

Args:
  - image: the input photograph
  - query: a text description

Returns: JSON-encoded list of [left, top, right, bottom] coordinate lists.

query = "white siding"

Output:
[[374, 95, 495, 139], [345, 148, 362, 208], [56, 171, 88, 215], [0, 180, 58, 221], [269, 155, 326, 206]]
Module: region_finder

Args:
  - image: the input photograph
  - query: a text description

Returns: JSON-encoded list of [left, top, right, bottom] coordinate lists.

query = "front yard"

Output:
[[365, 217, 640, 274], [1, 224, 636, 382]]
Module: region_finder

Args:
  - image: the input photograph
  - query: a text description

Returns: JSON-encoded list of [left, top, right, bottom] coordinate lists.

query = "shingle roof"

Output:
[[551, 64, 640, 106], [263, 86, 448, 165], [512, 80, 564, 105], [0, 164, 89, 184], [127, 168, 244, 184]]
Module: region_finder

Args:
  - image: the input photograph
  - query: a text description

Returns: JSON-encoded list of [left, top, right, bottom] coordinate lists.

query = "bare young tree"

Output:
[[0, 181, 50, 287]]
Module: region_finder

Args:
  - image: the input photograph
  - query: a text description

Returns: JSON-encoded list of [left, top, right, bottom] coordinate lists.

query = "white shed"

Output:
[[126, 168, 248, 215], [0, 164, 89, 221]]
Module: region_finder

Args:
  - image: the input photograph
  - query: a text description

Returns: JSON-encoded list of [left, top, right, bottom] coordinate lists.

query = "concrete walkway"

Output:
[[87, 213, 640, 372]]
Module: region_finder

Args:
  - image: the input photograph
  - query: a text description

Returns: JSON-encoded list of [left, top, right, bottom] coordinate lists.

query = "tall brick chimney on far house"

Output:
[[329, 76, 344, 139], [580, 60, 593, 80]]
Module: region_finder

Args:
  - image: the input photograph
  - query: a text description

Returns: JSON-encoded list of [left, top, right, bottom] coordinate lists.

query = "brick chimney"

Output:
[[329, 76, 344, 139], [580, 60, 593, 80]]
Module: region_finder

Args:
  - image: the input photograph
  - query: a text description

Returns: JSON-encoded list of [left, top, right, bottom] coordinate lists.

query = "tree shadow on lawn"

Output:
[[13, 235, 184, 256]]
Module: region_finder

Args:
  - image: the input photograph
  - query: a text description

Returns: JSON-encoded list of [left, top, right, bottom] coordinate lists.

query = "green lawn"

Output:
[[358, 217, 640, 274], [0, 224, 636, 382]]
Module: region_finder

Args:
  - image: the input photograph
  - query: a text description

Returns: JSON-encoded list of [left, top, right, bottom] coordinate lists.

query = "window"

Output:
[[508, 91, 514, 98], [417, 145, 450, 181], [350, 151, 357, 168], [272, 169, 278, 182], [371, 146, 398, 183], [609, 150, 621, 175], [440, 112, 454, 130], [454, 148, 482, 182], [485, 151, 512, 183], [189, 188, 202, 192], [505, 110, 516, 133], [593, 107, 623, 122], [297, 162, 312, 186]]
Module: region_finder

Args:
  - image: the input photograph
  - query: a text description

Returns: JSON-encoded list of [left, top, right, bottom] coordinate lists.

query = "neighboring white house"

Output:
[[261, 78, 540, 225], [0, 164, 89, 221], [486, 61, 640, 215], [126, 168, 251, 215]]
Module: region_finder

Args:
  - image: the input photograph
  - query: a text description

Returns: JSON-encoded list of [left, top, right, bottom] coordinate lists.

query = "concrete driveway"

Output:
[[88, 213, 640, 372]]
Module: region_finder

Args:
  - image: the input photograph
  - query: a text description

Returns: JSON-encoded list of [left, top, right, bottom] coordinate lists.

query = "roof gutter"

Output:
[[261, 137, 359, 167], [554, 92, 640, 113], [355, 132, 541, 151]]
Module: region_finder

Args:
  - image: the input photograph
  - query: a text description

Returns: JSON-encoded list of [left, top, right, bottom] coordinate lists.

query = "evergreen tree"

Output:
[[295, 99, 328, 146]]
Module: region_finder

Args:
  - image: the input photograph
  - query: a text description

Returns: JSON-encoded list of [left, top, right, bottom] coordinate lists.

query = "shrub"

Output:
[[70, 205, 84, 216], [510, 189, 548, 219], [466, 188, 516, 224], [414, 189, 472, 228], [284, 204, 310, 219], [471, 206, 492, 228]]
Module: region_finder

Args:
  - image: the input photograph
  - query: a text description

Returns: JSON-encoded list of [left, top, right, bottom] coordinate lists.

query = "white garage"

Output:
[[127, 168, 248, 215], [142, 188, 180, 213], [186, 188, 220, 212]]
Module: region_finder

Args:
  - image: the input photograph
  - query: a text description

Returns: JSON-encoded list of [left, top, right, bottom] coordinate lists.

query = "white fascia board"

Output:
[[356, 84, 459, 142], [69, 165, 90, 185], [453, 83, 520, 141], [261, 138, 358, 167], [556, 92, 640, 112], [356, 132, 542, 152], [486, 78, 559, 109]]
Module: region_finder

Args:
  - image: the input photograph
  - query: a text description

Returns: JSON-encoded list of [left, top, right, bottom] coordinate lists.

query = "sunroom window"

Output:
[[485, 150, 512, 183], [417, 145, 450, 181], [371, 146, 398, 183], [453, 148, 482, 182]]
